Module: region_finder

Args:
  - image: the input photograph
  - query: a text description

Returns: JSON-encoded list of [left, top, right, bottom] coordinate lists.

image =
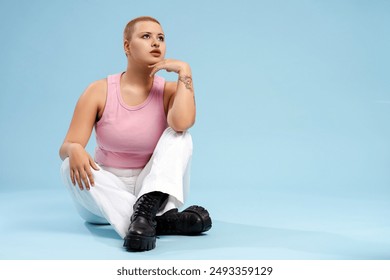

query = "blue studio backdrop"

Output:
[[0, 0, 389, 259]]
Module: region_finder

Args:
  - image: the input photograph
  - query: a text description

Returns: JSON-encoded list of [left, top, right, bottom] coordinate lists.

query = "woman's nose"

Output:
[[152, 40, 160, 47]]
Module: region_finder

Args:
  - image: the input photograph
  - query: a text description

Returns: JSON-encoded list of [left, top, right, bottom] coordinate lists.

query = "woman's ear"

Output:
[[124, 39, 130, 56]]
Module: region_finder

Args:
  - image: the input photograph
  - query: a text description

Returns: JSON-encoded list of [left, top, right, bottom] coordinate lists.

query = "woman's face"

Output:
[[127, 21, 166, 65]]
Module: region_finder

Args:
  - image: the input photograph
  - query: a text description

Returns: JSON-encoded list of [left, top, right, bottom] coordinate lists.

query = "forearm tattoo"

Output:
[[179, 75, 193, 91]]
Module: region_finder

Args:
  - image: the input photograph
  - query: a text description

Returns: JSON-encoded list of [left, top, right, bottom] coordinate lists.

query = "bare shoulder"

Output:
[[79, 78, 107, 114], [83, 78, 107, 101]]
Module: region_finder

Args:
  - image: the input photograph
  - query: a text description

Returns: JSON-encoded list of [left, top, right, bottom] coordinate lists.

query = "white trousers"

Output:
[[60, 128, 193, 239]]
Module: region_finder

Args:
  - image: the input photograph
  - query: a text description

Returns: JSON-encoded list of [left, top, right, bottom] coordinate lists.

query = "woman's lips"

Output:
[[150, 50, 161, 56]]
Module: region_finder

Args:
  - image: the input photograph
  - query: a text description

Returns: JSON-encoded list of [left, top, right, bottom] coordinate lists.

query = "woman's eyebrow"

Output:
[[138, 31, 164, 36]]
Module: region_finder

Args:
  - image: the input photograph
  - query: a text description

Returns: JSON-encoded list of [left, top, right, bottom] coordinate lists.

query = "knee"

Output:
[[163, 127, 193, 151]]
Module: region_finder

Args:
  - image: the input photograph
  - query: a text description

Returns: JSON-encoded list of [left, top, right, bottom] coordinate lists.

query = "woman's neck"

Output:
[[122, 62, 154, 88]]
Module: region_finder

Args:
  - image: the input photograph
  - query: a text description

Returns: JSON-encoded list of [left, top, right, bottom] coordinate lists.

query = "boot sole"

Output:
[[156, 205, 212, 235], [123, 234, 156, 251], [183, 205, 212, 233]]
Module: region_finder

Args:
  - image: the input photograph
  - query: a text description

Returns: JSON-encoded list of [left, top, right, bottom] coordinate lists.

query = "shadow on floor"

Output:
[[83, 220, 390, 259]]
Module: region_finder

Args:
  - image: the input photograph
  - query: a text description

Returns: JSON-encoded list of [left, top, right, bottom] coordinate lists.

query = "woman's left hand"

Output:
[[149, 59, 191, 77]]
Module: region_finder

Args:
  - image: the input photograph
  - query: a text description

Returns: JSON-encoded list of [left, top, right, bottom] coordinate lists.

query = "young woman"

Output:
[[59, 16, 211, 251]]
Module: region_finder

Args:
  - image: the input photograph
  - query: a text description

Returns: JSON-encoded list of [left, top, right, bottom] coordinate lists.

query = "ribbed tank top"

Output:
[[94, 72, 168, 169]]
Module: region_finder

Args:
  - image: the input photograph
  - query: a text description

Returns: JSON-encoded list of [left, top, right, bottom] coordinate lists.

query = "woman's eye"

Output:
[[142, 34, 150, 39], [158, 36, 165, 42]]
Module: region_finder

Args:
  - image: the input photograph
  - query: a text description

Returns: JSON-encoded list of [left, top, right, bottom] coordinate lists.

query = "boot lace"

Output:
[[133, 195, 160, 221]]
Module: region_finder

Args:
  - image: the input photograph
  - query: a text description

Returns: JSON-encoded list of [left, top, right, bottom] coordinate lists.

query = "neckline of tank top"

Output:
[[116, 72, 159, 111]]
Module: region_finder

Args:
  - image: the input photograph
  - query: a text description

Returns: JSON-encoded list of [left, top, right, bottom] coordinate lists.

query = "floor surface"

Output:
[[1, 188, 389, 260]]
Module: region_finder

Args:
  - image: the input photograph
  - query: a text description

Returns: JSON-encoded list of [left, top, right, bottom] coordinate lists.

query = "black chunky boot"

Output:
[[123, 191, 168, 251], [155, 205, 212, 235]]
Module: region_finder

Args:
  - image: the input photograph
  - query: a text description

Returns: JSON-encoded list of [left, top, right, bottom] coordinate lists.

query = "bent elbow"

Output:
[[169, 117, 195, 133]]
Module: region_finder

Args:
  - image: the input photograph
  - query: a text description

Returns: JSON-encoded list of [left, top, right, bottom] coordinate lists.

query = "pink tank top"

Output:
[[94, 73, 168, 168]]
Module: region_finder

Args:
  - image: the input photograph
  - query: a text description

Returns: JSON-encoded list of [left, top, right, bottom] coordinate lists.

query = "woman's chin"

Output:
[[148, 56, 165, 64]]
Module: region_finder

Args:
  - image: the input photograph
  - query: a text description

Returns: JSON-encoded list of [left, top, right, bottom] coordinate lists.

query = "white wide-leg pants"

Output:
[[60, 128, 193, 239]]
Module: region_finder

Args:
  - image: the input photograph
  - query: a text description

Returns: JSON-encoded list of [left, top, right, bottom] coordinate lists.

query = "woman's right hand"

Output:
[[68, 143, 100, 191]]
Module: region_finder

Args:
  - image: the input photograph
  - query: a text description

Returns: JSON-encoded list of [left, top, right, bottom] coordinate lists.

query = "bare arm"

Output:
[[150, 60, 196, 132], [59, 79, 106, 189]]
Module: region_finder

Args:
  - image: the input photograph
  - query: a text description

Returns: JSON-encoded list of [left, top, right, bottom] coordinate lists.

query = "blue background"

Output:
[[0, 0, 389, 259]]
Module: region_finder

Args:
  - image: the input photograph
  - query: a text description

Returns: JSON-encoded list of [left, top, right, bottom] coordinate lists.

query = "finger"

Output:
[[70, 169, 75, 186], [80, 170, 90, 191], [74, 170, 83, 191], [149, 61, 167, 76], [86, 168, 95, 187], [150, 66, 161, 77], [89, 157, 100, 171]]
